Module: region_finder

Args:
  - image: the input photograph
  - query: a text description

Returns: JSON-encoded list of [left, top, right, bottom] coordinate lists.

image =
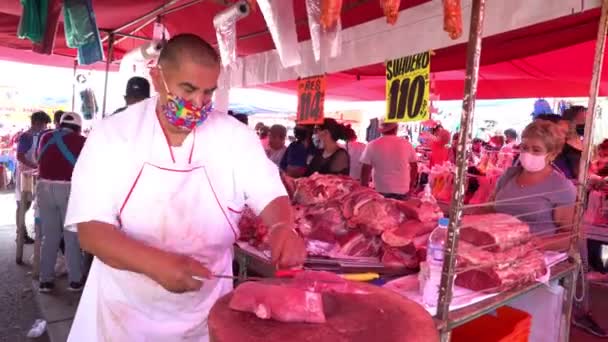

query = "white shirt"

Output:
[[346, 140, 366, 180], [267, 146, 286, 167], [65, 97, 287, 228], [360, 135, 417, 195]]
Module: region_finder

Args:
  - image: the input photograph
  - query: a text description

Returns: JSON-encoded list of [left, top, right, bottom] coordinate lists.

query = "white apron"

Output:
[[68, 113, 240, 342]]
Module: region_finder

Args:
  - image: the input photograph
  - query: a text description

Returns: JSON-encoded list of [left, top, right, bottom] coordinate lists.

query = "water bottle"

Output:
[[420, 183, 437, 205], [422, 217, 449, 307]]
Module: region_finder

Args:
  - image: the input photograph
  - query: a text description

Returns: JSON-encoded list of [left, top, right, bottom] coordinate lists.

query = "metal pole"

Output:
[[436, 0, 486, 340], [71, 59, 77, 112], [571, 0, 608, 313], [101, 33, 115, 118], [101, 0, 183, 43]]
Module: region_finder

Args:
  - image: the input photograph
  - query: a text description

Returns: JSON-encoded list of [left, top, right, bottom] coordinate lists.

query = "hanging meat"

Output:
[[443, 0, 462, 40], [321, 0, 343, 29], [379, 0, 401, 25]]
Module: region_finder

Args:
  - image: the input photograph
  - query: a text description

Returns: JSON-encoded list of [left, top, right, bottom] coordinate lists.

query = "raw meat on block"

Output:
[[455, 248, 547, 292], [229, 282, 326, 323], [460, 213, 531, 252]]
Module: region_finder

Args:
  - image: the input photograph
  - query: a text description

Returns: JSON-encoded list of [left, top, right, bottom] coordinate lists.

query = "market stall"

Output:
[[1, 0, 606, 341]]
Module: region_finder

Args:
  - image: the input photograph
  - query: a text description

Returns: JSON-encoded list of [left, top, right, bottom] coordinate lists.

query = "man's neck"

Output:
[[156, 106, 189, 147]]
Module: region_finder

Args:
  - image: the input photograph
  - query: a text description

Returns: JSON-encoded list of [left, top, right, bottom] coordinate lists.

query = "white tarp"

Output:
[[225, 0, 601, 89]]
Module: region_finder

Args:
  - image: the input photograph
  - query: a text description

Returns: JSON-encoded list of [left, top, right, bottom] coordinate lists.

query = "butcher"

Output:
[[64, 33, 306, 341]]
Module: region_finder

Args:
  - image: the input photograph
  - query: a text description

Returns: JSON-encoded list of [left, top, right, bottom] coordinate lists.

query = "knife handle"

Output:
[[341, 273, 380, 282]]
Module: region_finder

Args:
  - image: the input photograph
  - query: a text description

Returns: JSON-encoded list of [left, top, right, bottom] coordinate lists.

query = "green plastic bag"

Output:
[[17, 0, 48, 44], [63, 0, 96, 48]]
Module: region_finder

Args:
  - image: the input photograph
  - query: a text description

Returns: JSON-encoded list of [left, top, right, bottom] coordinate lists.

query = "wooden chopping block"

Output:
[[209, 282, 439, 342]]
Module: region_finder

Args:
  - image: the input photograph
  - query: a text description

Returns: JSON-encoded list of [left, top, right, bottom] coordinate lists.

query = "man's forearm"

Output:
[[259, 196, 294, 230], [17, 153, 37, 169], [361, 165, 372, 187], [78, 221, 168, 277]]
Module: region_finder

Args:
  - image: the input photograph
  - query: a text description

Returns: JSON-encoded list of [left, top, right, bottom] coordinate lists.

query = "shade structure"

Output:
[[0, 1, 605, 100]]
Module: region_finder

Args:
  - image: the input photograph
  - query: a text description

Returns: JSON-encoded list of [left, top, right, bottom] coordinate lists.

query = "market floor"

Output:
[[572, 283, 608, 341], [0, 190, 49, 342]]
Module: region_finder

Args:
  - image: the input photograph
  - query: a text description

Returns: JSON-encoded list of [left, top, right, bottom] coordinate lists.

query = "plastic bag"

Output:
[[63, 0, 95, 48], [17, 0, 48, 44], [26, 319, 47, 338]]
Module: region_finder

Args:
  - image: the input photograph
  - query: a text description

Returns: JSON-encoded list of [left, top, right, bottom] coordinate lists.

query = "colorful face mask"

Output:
[[159, 71, 213, 130]]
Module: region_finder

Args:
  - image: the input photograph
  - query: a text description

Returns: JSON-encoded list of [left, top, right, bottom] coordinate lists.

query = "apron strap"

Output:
[[38, 130, 77, 166]]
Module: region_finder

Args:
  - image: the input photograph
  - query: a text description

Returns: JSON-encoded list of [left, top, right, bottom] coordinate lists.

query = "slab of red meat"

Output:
[[394, 199, 444, 223], [229, 282, 326, 323], [382, 220, 436, 247], [293, 173, 359, 205], [381, 243, 419, 269], [348, 199, 404, 236], [292, 271, 368, 294], [455, 248, 547, 292], [303, 202, 348, 243], [332, 233, 382, 258], [340, 188, 383, 220], [238, 207, 268, 246], [456, 240, 538, 269], [460, 213, 531, 252], [305, 239, 336, 257]]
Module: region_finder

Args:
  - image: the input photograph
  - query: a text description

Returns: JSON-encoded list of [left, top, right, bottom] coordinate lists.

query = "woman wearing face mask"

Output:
[[492, 120, 576, 248], [305, 118, 350, 176]]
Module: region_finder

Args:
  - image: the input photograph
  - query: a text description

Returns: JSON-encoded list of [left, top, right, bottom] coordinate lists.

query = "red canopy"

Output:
[[0, 1, 605, 100], [0, 0, 428, 63]]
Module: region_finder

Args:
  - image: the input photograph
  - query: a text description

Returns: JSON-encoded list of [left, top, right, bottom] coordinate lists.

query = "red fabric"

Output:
[[0, 0, 427, 65], [37, 130, 86, 181]]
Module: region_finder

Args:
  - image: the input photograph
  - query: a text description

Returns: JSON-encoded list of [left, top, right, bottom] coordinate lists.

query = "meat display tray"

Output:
[[235, 243, 414, 279]]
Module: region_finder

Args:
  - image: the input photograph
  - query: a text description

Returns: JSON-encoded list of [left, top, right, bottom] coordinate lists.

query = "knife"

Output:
[[193, 271, 380, 282]]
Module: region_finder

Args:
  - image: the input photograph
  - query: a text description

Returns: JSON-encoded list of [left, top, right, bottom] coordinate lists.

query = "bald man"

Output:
[[64, 34, 306, 341]]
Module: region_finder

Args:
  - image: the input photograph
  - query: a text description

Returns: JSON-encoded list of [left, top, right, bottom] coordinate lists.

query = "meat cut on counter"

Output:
[[211, 272, 439, 342], [238, 174, 443, 269], [452, 215, 548, 292]]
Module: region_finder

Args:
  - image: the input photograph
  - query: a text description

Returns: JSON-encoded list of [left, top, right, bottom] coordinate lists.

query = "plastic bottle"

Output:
[[420, 183, 437, 205], [422, 217, 449, 307]]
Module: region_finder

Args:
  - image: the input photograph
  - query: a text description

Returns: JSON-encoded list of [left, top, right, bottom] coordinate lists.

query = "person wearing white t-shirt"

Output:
[[345, 126, 366, 181], [360, 122, 418, 200]]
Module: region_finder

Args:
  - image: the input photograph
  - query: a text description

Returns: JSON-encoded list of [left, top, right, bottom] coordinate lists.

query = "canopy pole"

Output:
[[436, 0, 486, 340], [572, 0, 608, 314], [71, 59, 77, 112], [101, 33, 115, 118], [101, 0, 182, 42]]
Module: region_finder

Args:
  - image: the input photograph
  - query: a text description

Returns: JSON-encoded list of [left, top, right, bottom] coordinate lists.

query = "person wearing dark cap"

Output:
[[112, 76, 151, 115], [15, 111, 51, 244]]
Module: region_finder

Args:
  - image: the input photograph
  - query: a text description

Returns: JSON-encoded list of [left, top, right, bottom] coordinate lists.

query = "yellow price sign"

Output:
[[385, 51, 430, 123]]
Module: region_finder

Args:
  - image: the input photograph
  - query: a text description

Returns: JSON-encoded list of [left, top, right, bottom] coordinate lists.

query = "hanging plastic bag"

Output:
[[17, 0, 48, 44], [63, 0, 95, 47], [80, 88, 98, 120], [306, 0, 342, 62], [257, 0, 302, 68], [64, 0, 104, 64], [213, 1, 252, 67]]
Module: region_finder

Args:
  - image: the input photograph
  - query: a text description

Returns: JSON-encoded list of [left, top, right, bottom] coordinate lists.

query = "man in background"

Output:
[[345, 127, 366, 181], [112, 76, 151, 115], [36, 112, 87, 293], [360, 122, 418, 200], [266, 125, 287, 166], [16, 111, 51, 244]]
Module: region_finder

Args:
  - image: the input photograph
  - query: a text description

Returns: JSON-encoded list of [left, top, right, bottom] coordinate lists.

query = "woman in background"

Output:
[[306, 118, 350, 176]]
